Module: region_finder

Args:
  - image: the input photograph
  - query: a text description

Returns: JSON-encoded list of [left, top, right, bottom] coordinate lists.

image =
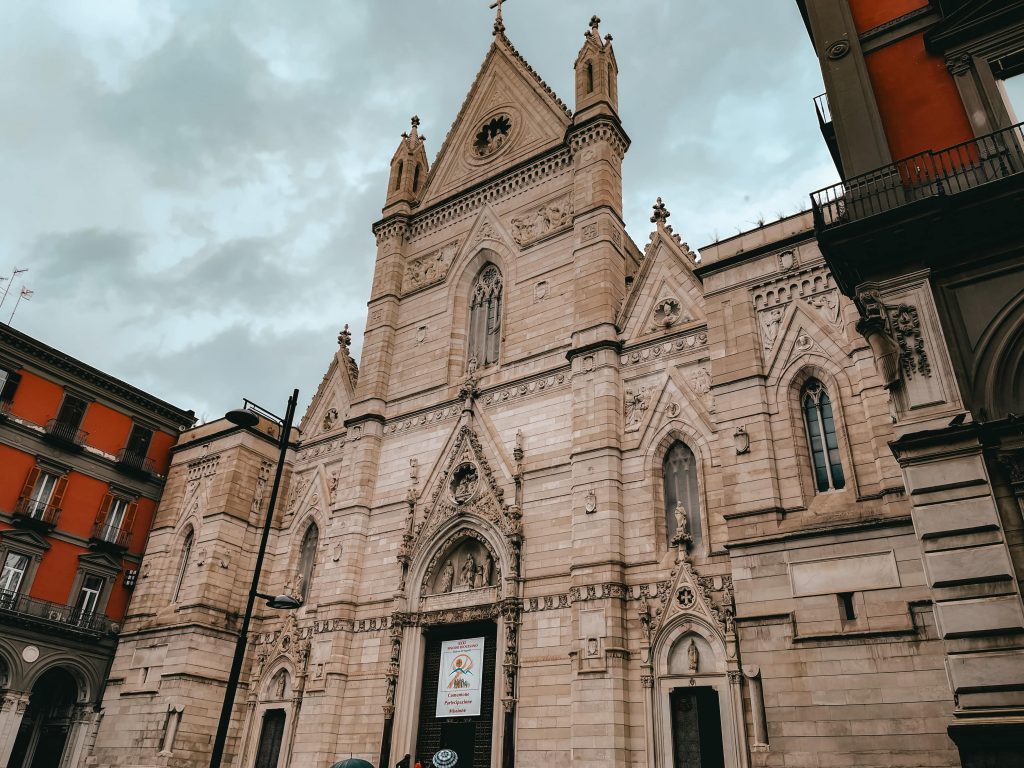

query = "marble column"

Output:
[[0, 691, 30, 768]]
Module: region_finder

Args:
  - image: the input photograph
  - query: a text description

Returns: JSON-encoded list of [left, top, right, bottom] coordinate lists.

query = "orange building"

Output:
[[798, 0, 1024, 764], [0, 323, 194, 768]]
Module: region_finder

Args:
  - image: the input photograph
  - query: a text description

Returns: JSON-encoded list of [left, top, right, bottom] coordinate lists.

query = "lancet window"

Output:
[[801, 379, 845, 492], [295, 523, 319, 603], [468, 263, 503, 369], [172, 528, 193, 602]]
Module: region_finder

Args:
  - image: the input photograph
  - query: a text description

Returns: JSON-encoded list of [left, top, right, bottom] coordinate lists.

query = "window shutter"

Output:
[[19, 467, 40, 500], [124, 501, 138, 531], [95, 493, 114, 526], [50, 476, 69, 510]]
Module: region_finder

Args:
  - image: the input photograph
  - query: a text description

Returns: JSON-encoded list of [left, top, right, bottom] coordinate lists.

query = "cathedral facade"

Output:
[[86, 15, 985, 768]]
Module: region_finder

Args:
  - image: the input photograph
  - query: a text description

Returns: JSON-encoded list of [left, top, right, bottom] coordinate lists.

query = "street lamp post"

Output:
[[209, 388, 300, 768]]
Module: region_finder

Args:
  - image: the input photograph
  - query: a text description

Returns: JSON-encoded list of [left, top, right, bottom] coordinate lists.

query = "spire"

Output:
[[574, 13, 619, 118], [383, 115, 430, 213]]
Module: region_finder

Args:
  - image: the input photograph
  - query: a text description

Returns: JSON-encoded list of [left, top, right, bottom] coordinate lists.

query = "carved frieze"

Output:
[[621, 331, 708, 367], [403, 239, 461, 293], [510, 193, 573, 246], [385, 404, 462, 436], [482, 371, 568, 406]]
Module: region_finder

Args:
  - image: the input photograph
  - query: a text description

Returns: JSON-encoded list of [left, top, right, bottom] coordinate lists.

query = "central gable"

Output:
[[418, 34, 572, 208]]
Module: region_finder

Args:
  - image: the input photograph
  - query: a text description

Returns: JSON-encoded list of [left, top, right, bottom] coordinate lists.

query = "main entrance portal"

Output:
[[415, 621, 497, 768], [670, 687, 725, 768]]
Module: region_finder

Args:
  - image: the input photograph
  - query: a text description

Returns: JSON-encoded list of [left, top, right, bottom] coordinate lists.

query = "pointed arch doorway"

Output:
[[413, 620, 498, 768]]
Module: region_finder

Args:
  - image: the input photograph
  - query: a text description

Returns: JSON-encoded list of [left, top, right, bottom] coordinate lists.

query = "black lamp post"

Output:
[[209, 389, 300, 768]]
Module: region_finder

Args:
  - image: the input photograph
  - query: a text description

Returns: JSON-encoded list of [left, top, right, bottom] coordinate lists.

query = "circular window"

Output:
[[473, 114, 512, 158]]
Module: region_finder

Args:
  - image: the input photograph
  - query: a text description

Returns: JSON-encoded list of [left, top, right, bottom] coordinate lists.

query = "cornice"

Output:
[[0, 325, 194, 429]]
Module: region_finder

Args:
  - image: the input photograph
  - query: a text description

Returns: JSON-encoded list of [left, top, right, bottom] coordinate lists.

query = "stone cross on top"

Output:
[[490, 0, 509, 35]]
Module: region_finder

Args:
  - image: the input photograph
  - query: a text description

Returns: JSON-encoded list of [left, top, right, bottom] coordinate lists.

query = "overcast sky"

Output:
[[1, 0, 835, 423]]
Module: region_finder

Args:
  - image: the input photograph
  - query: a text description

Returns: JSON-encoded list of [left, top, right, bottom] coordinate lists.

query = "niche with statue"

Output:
[[424, 533, 500, 596], [667, 632, 718, 676]]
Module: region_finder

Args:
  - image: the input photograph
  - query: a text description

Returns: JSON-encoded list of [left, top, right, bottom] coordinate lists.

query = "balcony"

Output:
[[814, 92, 844, 178], [811, 121, 1024, 231], [115, 448, 156, 478], [809, 121, 1024, 293], [89, 522, 131, 551], [0, 590, 116, 637], [42, 419, 88, 451], [11, 496, 60, 532]]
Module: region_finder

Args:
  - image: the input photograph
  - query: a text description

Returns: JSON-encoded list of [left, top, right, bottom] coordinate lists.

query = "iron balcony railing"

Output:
[[115, 448, 155, 476], [811, 121, 1024, 230], [13, 496, 61, 527], [0, 590, 115, 636], [814, 92, 832, 127], [91, 521, 131, 549], [43, 418, 88, 448]]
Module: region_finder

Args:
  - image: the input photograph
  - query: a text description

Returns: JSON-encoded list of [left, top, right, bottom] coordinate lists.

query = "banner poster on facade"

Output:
[[436, 636, 485, 717]]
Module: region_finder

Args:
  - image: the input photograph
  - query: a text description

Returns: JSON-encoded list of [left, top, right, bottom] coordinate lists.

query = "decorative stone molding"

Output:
[[510, 193, 573, 246], [296, 439, 344, 462], [408, 151, 573, 242], [946, 53, 972, 75], [372, 217, 410, 246], [186, 454, 219, 482], [621, 331, 708, 367], [568, 118, 630, 159], [482, 371, 569, 406], [384, 404, 462, 436], [403, 239, 461, 294]]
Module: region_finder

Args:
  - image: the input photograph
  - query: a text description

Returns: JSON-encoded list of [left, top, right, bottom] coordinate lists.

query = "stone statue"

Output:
[[440, 560, 454, 593], [687, 638, 699, 673], [482, 553, 493, 586], [672, 502, 691, 548], [460, 553, 477, 587]]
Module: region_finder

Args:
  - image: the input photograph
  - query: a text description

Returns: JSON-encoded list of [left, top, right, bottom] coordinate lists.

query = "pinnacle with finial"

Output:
[[411, 115, 420, 128], [590, 15, 601, 29], [338, 324, 352, 349], [651, 198, 670, 224], [490, 0, 506, 35]]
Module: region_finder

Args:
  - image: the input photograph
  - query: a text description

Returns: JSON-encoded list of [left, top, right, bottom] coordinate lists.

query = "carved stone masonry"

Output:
[[510, 193, 573, 246], [404, 240, 461, 293], [889, 304, 931, 379], [624, 387, 651, 431]]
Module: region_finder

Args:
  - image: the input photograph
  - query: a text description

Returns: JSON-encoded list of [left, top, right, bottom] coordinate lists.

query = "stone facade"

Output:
[[84, 14, 994, 768]]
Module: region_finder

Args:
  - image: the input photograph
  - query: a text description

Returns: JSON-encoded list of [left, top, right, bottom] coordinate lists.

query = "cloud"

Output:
[[2, 0, 834, 419]]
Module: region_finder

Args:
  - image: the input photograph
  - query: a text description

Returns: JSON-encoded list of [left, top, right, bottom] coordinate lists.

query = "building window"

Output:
[[55, 393, 88, 430], [663, 441, 703, 552], [295, 524, 319, 603], [0, 367, 20, 406], [999, 70, 1024, 122], [94, 493, 137, 546], [124, 424, 153, 460], [801, 379, 846, 492], [74, 574, 105, 620], [173, 530, 194, 603], [18, 467, 67, 522], [0, 552, 30, 595], [468, 263, 503, 369]]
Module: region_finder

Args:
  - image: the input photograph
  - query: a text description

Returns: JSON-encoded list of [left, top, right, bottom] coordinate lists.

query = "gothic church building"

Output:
[[87, 14, 982, 768]]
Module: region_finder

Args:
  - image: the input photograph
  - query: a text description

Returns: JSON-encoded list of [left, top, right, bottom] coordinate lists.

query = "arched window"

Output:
[[586, 61, 594, 93], [801, 379, 845, 492], [295, 524, 318, 603], [413, 163, 421, 193], [663, 441, 702, 552], [172, 529, 193, 602], [468, 263, 503, 369], [394, 161, 403, 191]]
